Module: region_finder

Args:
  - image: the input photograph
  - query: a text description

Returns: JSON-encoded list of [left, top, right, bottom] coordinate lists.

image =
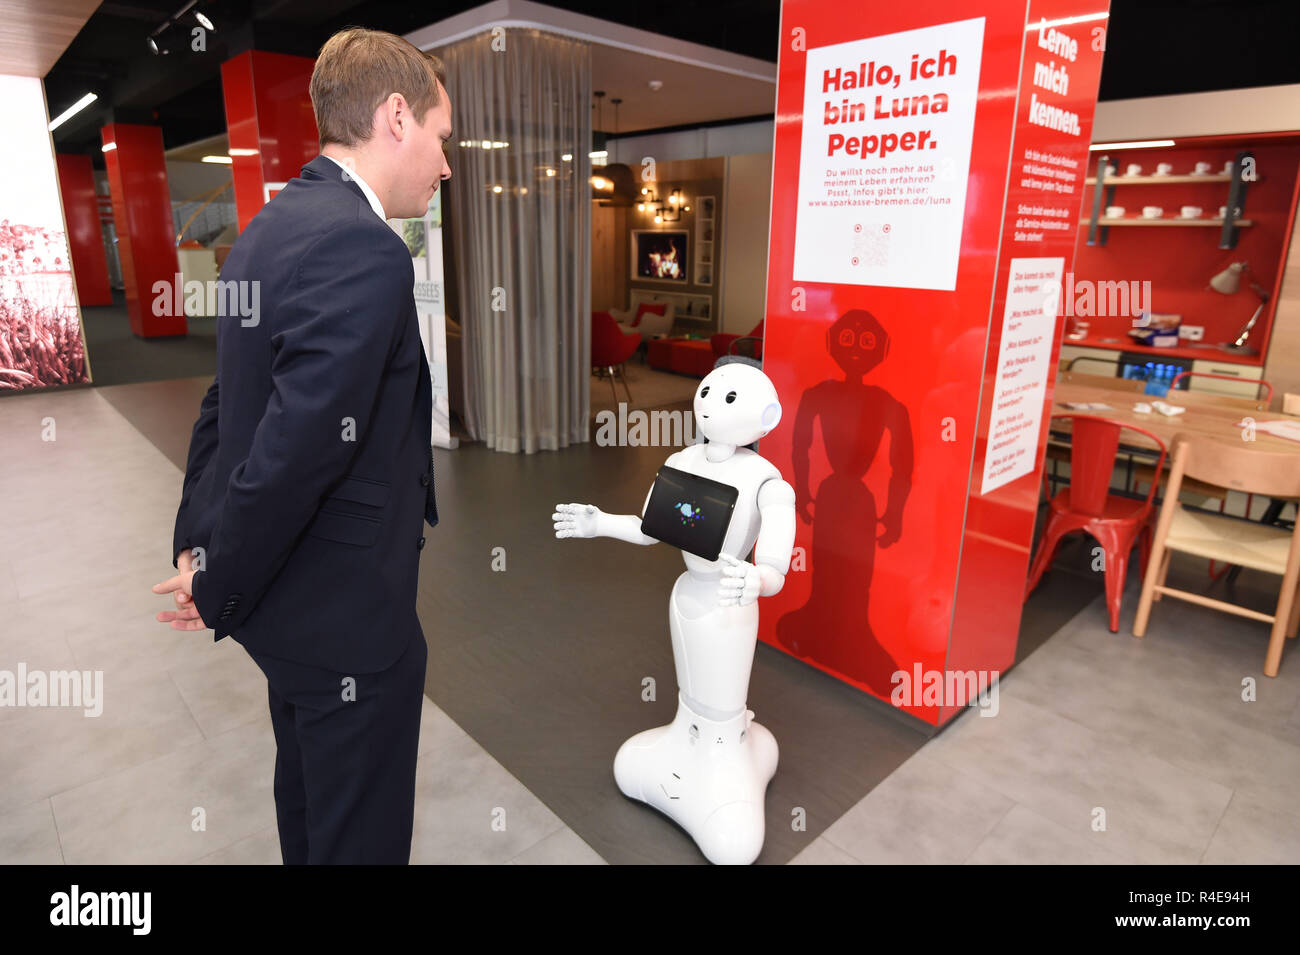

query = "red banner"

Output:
[[760, 0, 1110, 723]]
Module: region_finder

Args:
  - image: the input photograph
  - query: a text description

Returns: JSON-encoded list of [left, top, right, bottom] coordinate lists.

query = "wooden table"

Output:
[[1050, 380, 1300, 455]]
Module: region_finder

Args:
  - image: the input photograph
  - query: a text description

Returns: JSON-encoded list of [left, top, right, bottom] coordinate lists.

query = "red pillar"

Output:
[[221, 50, 319, 232], [101, 123, 185, 337], [759, 0, 1109, 724], [55, 153, 112, 306]]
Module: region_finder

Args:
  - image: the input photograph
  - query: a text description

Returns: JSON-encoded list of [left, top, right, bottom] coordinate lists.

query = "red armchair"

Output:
[[712, 320, 764, 361], [592, 311, 641, 404]]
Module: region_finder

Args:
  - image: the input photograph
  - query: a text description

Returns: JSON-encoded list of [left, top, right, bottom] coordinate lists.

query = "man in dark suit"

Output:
[[152, 27, 453, 864]]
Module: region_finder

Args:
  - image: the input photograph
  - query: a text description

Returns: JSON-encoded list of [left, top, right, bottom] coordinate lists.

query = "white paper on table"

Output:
[[1254, 419, 1300, 443]]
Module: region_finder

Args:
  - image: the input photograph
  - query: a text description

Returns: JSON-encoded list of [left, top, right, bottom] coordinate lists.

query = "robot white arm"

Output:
[[718, 477, 796, 606], [552, 485, 659, 546]]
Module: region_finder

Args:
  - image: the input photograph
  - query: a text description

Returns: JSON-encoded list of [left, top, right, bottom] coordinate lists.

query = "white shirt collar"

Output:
[[323, 154, 387, 221]]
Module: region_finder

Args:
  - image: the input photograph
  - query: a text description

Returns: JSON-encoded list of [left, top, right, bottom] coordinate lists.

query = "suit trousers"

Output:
[[244, 630, 427, 864]]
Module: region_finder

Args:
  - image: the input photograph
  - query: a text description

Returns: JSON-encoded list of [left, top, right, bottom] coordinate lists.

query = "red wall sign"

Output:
[[760, 0, 1110, 724]]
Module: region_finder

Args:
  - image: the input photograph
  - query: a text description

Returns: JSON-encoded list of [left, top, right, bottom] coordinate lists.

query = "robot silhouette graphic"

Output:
[[553, 357, 795, 865], [776, 309, 913, 696]]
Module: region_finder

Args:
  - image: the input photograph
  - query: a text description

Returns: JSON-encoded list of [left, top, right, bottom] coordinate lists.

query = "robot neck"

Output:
[[705, 442, 737, 463]]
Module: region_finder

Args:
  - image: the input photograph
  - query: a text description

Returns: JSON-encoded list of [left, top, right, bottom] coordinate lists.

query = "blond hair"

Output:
[[310, 27, 448, 148]]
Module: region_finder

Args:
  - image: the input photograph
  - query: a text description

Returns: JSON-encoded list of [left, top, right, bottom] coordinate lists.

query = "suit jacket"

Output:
[[173, 155, 438, 673]]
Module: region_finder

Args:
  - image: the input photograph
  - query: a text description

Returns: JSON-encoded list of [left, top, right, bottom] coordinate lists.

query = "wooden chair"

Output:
[[1133, 434, 1300, 676], [1168, 389, 1268, 413], [1057, 370, 1145, 393], [1170, 371, 1272, 406]]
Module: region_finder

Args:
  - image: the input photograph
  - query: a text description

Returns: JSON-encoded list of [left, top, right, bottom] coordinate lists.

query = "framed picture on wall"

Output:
[[631, 229, 689, 283]]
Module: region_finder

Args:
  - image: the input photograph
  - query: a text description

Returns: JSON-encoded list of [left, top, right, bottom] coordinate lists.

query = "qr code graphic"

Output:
[[850, 222, 890, 268]]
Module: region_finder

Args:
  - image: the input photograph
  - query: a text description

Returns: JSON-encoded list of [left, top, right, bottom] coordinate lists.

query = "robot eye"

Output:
[[725, 391, 737, 404], [700, 386, 710, 398]]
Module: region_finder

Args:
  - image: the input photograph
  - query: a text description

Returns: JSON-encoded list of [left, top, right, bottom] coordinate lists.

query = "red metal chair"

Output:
[[1169, 371, 1273, 403], [592, 311, 641, 404], [1025, 414, 1168, 632]]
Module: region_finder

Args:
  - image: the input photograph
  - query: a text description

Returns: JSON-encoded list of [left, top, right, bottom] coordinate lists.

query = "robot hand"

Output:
[[553, 503, 602, 539], [718, 553, 762, 607]]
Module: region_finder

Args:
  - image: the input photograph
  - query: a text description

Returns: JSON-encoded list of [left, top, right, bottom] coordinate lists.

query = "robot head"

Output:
[[694, 357, 782, 447], [827, 309, 890, 377]]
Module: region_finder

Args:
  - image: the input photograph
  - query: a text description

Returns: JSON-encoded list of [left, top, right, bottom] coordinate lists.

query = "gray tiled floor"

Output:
[[790, 573, 1300, 864], [0, 388, 603, 865], [4, 381, 1298, 865]]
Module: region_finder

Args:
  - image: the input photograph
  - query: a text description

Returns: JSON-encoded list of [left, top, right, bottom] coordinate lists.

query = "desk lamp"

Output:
[[1209, 261, 1269, 354]]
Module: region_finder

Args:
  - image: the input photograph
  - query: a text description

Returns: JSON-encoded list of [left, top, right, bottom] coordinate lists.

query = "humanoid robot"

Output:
[[553, 357, 796, 865]]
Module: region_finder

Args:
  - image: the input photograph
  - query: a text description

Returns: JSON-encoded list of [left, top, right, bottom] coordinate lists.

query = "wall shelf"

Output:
[[1084, 217, 1254, 227], [1085, 150, 1253, 249], [1084, 173, 1233, 185]]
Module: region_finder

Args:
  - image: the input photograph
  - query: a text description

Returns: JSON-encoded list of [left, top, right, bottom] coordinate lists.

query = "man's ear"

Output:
[[385, 92, 409, 140]]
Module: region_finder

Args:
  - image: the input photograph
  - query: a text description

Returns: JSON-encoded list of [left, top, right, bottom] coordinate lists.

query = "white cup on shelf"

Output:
[[1125, 163, 1142, 176], [1155, 162, 1173, 175], [1194, 161, 1212, 174], [1105, 205, 1126, 218], [1142, 206, 1164, 219], [1223, 159, 1235, 174], [1180, 206, 1203, 219]]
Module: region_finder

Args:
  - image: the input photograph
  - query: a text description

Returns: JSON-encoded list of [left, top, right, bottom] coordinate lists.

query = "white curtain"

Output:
[[440, 29, 592, 453]]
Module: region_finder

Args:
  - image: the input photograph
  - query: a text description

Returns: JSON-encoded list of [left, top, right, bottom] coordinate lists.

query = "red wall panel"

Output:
[[1072, 140, 1300, 357], [55, 153, 112, 306]]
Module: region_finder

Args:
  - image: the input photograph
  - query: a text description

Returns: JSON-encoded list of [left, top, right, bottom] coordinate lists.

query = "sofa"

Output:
[[613, 301, 675, 339]]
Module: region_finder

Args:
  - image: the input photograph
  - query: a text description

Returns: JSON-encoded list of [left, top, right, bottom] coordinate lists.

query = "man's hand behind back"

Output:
[[153, 548, 208, 631]]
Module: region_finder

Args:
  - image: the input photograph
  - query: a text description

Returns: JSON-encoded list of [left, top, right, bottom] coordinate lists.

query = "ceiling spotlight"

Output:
[[648, 80, 663, 92], [194, 11, 215, 31], [492, 185, 503, 193], [561, 153, 573, 162], [545, 168, 555, 177], [148, 36, 161, 54], [654, 214, 663, 224]]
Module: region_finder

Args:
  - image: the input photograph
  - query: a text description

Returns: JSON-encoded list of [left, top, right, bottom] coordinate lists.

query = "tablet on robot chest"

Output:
[[640, 464, 739, 561]]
